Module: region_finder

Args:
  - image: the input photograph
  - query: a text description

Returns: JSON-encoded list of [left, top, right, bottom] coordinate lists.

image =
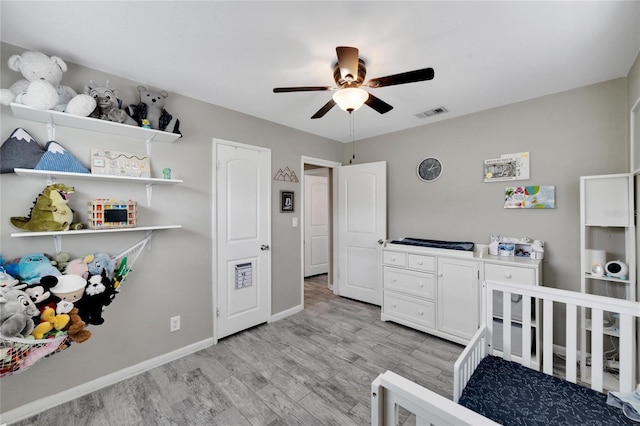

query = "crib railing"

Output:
[[371, 370, 500, 426], [482, 280, 638, 393]]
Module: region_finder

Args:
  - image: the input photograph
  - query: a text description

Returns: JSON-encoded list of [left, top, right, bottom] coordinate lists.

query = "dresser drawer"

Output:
[[407, 254, 436, 272], [383, 267, 436, 300], [484, 263, 536, 286], [383, 250, 407, 267], [383, 291, 436, 329]]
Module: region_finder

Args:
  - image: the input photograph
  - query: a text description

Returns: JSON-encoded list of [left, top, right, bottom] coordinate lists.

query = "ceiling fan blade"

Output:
[[311, 99, 336, 119], [336, 46, 359, 82], [365, 93, 393, 114], [273, 86, 332, 93], [366, 67, 435, 88]]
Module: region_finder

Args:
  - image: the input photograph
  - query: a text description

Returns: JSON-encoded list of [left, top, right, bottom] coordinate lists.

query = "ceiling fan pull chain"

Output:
[[350, 113, 356, 163]]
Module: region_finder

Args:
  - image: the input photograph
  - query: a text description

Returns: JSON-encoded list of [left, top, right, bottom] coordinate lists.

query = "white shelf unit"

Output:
[[13, 168, 183, 206], [579, 173, 637, 390], [8, 103, 183, 252], [10, 103, 180, 153]]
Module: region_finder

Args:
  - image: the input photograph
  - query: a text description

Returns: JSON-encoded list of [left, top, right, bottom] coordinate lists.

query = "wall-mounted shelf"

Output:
[[14, 168, 182, 206], [11, 225, 182, 253], [10, 103, 181, 154]]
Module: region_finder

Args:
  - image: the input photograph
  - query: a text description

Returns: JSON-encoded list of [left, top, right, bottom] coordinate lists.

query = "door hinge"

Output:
[[216, 308, 220, 317]]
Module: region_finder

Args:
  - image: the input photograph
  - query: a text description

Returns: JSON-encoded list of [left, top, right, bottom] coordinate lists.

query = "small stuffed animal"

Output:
[[3, 253, 60, 285], [64, 255, 92, 279], [0, 287, 39, 337], [10, 183, 78, 232], [126, 85, 181, 134], [86, 252, 115, 279], [0, 51, 95, 116], [75, 270, 114, 325], [85, 80, 137, 125], [64, 308, 91, 343]]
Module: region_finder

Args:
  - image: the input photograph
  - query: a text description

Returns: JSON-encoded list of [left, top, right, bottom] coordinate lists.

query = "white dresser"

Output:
[[381, 241, 542, 358]]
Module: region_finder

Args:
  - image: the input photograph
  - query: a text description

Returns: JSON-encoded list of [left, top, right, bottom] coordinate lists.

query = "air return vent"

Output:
[[415, 106, 448, 119]]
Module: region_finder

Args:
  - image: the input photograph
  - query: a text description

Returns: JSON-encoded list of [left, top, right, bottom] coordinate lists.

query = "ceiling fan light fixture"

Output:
[[332, 88, 368, 112]]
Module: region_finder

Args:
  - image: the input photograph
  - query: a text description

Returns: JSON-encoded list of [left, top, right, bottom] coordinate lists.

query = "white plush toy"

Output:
[[0, 51, 95, 116]]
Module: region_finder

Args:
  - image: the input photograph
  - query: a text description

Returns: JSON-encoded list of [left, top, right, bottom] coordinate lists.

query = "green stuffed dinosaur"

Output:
[[10, 183, 78, 231]]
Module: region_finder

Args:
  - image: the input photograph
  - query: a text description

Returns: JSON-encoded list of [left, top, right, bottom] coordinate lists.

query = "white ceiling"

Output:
[[2, 1, 639, 143]]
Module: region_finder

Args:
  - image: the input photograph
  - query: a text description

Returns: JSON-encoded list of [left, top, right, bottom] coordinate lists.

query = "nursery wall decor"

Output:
[[273, 166, 299, 182], [281, 191, 294, 212], [504, 185, 555, 209], [484, 151, 530, 182]]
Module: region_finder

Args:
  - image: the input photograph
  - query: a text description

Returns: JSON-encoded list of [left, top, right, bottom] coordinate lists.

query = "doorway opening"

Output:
[[300, 156, 341, 308]]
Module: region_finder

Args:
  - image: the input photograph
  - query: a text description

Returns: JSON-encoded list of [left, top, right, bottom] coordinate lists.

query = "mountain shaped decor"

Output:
[[273, 166, 299, 182], [0, 128, 45, 173], [34, 141, 90, 174]]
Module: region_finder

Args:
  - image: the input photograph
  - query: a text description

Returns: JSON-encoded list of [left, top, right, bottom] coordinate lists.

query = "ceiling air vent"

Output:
[[415, 106, 448, 119]]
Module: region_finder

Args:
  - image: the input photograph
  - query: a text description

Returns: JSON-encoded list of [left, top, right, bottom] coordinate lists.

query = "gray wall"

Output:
[[344, 78, 629, 292], [0, 42, 343, 413]]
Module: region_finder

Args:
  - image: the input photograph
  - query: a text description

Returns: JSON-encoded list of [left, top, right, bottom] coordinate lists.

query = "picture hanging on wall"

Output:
[[504, 185, 555, 209], [484, 151, 530, 182], [281, 191, 294, 212]]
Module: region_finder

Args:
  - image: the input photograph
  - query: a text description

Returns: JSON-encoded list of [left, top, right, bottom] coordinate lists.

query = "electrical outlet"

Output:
[[170, 315, 181, 332]]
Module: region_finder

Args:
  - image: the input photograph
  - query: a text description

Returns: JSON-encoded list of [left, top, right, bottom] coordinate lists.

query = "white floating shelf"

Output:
[[583, 272, 631, 285], [11, 225, 182, 238], [10, 103, 181, 144], [14, 168, 183, 185], [584, 319, 620, 337]]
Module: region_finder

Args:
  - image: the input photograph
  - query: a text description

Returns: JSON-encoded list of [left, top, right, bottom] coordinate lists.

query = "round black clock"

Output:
[[417, 157, 442, 182]]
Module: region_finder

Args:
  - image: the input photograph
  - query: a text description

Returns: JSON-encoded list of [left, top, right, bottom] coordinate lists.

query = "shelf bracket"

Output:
[[145, 183, 153, 207], [47, 121, 56, 141], [52, 235, 62, 254], [145, 137, 153, 156]]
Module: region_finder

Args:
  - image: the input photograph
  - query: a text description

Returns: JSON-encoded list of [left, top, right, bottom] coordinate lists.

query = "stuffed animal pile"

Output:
[[0, 50, 182, 135], [0, 250, 129, 376]]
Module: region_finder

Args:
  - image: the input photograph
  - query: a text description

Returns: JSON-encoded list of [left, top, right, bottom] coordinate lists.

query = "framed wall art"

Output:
[[280, 190, 294, 212], [484, 151, 530, 182], [504, 185, 555, 209]]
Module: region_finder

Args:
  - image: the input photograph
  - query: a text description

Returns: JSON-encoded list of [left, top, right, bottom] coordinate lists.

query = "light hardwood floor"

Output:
[[14, 275, 464, 425]]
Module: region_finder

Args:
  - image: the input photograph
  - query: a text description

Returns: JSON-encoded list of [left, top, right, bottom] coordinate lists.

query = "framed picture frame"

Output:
[[280, 190, 294, 212]]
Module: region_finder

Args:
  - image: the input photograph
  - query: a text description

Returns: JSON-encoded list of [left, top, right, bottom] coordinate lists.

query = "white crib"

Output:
[[371, 279, 640, 425]]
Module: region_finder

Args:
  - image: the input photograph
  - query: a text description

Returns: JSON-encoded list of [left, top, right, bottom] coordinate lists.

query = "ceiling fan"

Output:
[[273, 46, 435, 119]]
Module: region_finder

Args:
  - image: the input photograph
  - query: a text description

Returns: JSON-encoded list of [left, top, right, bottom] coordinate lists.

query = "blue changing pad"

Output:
[[458, 356, 635, 425], [390, 237, 474, 252]]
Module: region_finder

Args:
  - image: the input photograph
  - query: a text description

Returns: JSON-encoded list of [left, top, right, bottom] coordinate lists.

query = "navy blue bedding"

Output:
[[458, 356, 634, 425]]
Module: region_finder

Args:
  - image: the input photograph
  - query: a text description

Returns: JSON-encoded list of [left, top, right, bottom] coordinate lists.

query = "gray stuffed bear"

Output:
[[0, 287, 39, 338], [125, 85, 181, 135]]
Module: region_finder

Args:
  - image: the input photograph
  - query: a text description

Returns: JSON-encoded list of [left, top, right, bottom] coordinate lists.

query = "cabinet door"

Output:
[[437, 257, 479, 340]]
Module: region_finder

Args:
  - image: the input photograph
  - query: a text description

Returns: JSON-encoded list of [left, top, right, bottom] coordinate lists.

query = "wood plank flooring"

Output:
[[14, 274, 464, 425]]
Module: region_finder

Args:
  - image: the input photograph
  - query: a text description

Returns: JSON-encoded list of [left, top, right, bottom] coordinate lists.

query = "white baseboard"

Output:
[[0, 338, 214, 425], [271, 304, 303, 322]]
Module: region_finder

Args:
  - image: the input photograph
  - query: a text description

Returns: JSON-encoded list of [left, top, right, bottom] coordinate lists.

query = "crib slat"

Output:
[[543, 299, 553, 375], [618, 313, 633, 392], [565, 304, 577, 383], [590, 309, 604, 392]]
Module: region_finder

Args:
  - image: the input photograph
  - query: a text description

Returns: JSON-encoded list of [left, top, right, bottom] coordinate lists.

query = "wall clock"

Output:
[[417, 157, 442, 182]]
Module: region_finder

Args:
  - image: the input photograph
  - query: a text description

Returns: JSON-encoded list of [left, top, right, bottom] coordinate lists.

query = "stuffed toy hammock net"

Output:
[[0, 234, 152, 377]]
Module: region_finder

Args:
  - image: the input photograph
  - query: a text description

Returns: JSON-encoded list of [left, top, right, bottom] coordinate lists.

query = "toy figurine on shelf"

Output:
[[162, 168, 171, 179], [141, 119, 151, 129]]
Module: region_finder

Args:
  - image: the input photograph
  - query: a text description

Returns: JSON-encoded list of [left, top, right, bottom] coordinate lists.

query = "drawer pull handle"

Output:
[[419, 311, 424, 316], [392, 303, 397, 308], [504, 273, 512, 279], [391, 257, 396, 261], [418, 261, 424, 265], [419, 283, 424, 288], [392, 278, 397, 282]]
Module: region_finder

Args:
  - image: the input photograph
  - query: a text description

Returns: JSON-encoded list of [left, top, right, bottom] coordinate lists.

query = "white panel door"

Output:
[[437, 257, 479, 340], [338, 161, 386, 305], [216, 141, 270, 340], [304, 169, 329, 277]]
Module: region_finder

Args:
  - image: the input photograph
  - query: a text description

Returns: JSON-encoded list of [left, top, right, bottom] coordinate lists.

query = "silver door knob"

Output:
[[260, 244, 270, 251], [378, 239, 384, 245]]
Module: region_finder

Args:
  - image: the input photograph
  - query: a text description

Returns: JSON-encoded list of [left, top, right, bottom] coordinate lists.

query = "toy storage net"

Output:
[[0, 234, 153, 377]]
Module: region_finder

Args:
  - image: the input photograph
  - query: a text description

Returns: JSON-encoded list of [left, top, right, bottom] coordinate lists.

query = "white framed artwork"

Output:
[[484, 151, 530, 182]]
